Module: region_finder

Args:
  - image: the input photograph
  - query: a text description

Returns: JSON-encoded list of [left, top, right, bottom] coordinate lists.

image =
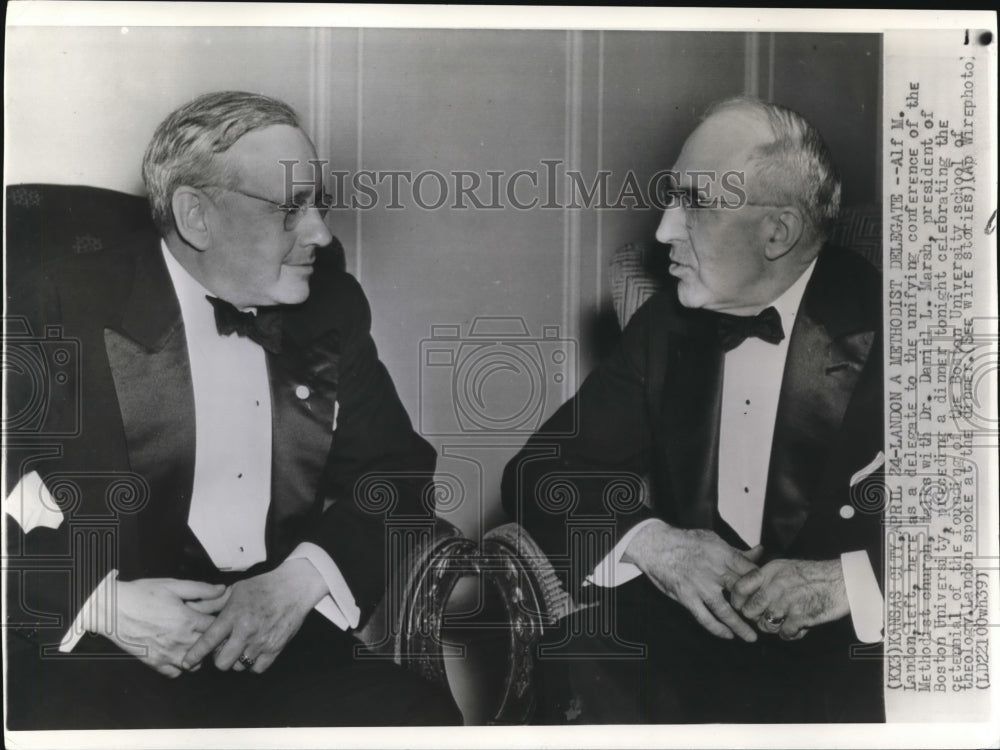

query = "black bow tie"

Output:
[[713, 306, 785, 352], [206, 296, 283, 353]]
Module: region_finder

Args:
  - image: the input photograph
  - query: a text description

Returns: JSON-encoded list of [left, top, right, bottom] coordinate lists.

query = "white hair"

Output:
[[705, 96, 842, 239]]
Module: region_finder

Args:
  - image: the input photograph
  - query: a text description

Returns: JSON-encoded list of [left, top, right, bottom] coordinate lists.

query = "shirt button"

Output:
[[295, 385, 310, 400], [839, 505, 855, 519]]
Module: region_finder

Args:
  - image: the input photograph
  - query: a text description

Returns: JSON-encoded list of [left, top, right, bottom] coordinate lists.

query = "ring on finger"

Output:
[[763, 612, 785, 626], [237, 654, 256, 669]]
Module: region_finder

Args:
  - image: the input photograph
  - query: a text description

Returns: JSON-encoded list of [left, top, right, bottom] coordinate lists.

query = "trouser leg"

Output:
[[532, 578, 883, 724], [6, 612, 462, 729]]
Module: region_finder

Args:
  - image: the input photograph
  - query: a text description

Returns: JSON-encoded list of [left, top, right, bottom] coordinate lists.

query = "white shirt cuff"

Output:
[[841, 550, 883, 643], [584, 518, 661, 588], [58, 569, 119, 653], [287, 542, 360, 630]]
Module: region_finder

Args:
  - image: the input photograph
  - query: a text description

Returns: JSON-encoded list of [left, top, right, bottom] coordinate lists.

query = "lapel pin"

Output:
[[295, 385, 310, 400]]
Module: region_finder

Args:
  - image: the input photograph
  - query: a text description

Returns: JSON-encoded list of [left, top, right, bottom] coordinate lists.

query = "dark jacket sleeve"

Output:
[[5, 270, 116, 649], [500, 296, 662, 594], [303, 274, 437, 623]]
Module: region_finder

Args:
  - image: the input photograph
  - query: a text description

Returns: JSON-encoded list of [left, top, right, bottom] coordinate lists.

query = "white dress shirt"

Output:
[[173, 243, 274, 570], [586, 259, 884, 643], [38, 242, 360, 652]]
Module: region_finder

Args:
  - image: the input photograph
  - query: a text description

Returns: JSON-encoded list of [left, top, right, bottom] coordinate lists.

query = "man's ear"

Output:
[[171, 187, 212, 251], [762, 207, 804, 261]]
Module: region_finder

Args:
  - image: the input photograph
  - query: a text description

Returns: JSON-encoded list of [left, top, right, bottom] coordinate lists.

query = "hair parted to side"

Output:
[[704, 96, 842, 240], [141, 91, 300, 235]]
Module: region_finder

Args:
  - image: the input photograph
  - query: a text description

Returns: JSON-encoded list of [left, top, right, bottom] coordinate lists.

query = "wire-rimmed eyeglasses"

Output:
[[210, 186, 334, 231]]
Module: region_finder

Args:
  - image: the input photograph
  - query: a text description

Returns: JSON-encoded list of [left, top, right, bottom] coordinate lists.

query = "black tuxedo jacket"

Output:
[[6, 228, 435, 651], [502, 245, 884, 608]]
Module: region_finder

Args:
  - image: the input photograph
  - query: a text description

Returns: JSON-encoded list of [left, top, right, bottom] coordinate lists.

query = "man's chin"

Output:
[[270, 285, 312, 306], [675, 280, 708, 310], [270, 269, 314, 305]]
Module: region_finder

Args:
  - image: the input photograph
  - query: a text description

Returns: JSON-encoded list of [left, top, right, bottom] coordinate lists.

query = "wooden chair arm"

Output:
[[477, 522, 594, 723], [354, 516, 475, 690]]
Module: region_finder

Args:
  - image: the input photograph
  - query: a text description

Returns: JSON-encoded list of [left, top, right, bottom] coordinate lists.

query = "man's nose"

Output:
[[300, 205, 334, 247], [655, 205, 687, 245]]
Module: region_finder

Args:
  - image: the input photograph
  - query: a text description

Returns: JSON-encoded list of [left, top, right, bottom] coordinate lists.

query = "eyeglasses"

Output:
[[209, 186, 334, 231], [653, 175, 784, 213], [655, 177, 715, 211]]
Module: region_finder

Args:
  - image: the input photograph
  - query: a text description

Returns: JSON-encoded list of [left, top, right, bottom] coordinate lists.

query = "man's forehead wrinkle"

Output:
[[225, 124, 318, 192], [674, 110, 772, 186]]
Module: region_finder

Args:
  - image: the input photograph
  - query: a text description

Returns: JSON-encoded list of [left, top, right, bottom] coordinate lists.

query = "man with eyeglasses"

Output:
[[5, 91, 461, 728], [503, 97, 884, 723]]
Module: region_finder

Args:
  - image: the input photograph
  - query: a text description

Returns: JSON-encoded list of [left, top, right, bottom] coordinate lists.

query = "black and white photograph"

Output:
[[3, 5, 997, 748]]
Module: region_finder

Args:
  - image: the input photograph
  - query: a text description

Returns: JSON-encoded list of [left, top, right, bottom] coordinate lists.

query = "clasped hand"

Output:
[[625, 521, 849, 642], [98, 559, 326, 677], [727, 557, 849, 640], [94, 577, 228, 678], [181, 558, 327, 674], [623, 521, 763, 642]]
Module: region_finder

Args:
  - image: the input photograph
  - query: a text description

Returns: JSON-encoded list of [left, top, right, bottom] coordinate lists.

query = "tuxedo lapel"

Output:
[[115, 236, 185, 352], [660, 308, 724, 530], [265, 324, 339, 554], [261, 254, 344, 556], [761, 248, 878, 552], [103, 239, 198, 575]]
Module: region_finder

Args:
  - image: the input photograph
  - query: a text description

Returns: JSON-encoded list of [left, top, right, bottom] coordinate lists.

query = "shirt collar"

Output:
[[769, 257, 818, 327]]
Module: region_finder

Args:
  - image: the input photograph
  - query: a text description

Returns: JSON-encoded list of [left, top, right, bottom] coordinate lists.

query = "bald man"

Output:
[[502, 97, 884, 723]]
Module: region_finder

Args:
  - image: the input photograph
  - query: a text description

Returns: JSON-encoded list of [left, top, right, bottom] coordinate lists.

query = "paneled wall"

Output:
[[5, 27, 317, 191], [4, 27, 880, 539]]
